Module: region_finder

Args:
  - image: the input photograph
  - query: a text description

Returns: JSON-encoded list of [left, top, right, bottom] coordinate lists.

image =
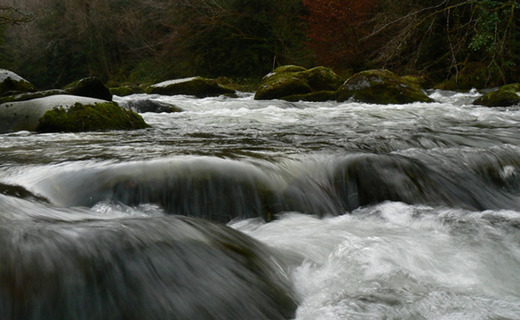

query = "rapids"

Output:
[[1, 90, 520, 319]]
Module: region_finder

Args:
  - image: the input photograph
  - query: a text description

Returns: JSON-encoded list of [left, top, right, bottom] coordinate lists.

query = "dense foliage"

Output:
[[0, 0, 518, 88]]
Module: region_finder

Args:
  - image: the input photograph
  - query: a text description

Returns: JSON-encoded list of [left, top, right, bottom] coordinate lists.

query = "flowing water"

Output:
[[2, 89, 520, 319]]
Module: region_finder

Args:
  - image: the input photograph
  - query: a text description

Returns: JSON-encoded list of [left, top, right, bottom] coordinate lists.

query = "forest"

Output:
[[0, 0, 519, 89]]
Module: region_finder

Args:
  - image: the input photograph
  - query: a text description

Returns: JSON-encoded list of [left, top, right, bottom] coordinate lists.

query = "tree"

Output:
[[302, 0, 379, 72]]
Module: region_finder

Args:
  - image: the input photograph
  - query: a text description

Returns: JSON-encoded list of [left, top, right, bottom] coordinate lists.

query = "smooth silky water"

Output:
[[1, 90, 520, 319]]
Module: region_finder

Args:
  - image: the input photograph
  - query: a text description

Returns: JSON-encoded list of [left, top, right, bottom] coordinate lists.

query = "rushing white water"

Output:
[[1, 90, 520, 319]]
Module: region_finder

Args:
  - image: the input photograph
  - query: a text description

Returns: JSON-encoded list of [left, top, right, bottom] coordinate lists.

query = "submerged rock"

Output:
[[64, 76, 113, 101], [0, 69, 36, 96], [0, 209, 297, 320], [336, 69, 433, 104], [37, 101, 150, 133], [255, 65, 342, 101], [123, 99, 182, 113], [149, 77, 236, 98]]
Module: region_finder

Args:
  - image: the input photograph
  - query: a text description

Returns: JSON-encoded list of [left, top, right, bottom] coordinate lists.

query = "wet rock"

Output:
[[37, 101, 150, 133], [473, 84, 520, 107], [0, 95, 107, 133], [336, 69, 433, 104], [149, 77, 236, 98], [0, 69, 36, 97], [64, 76, 113, 101], [124, 99, 182, 113], [0, 89, 67, 104], [254, 65, 342, 101]]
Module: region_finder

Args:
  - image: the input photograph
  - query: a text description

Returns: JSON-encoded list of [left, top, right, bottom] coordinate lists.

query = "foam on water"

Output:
[[230, 202, 520, 319]]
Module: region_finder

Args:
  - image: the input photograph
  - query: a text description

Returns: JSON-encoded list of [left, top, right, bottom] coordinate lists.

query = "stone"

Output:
[[64, 77, 113, 101], [254, 65, 342, 100], [149, 77, 235, 98], [473, 84, 520, 107], [336, 69, 433, 104], [0, 69, 36, 96], [124, 99, 182, 113]]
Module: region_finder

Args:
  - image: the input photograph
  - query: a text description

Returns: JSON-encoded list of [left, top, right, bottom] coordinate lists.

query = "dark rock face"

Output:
[[36, 102, 150, 133], [64, 77, 113, 101], [254, 66, 342, 101], [473, 83, 520, 107], [124, 99, 182, 113], [336, 69, 433, 104], [0, 69, 36, 97], [0, 212, 297, 320], [149, 77, 236, 98]]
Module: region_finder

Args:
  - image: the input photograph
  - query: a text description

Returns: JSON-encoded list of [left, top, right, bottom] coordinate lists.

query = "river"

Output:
[[1, 89, 520, 319]]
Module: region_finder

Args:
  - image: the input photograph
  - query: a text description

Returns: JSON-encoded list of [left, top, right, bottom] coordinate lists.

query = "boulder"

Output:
[[0, 69, 36, 96], [148, 77, 236, 98], [0, 95, 149, 133], [37, 101, 150, 133], [472, 83, 520, 107], [64, 77, 113, 101], [336, 69, 433, 104], [0, 89, 67, 104], [123, 99, 182, 113], [254, 65, 342, 101]]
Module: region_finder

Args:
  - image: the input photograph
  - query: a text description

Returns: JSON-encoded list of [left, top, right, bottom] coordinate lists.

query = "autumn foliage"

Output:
[[303, 0, 378, 71]]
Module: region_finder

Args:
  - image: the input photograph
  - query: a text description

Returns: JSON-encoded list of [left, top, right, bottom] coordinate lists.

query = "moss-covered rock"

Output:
[[0, 69, 36, 97], [336, 69, 433, 104], [0, 89, 67, 104], [254, 65, 342, 100], [472, 84, 520, 107], [148, 77, 236, 97], [36, 101, 149, 133], [0, 95, 109, 133], [64, 77, 113, 101]]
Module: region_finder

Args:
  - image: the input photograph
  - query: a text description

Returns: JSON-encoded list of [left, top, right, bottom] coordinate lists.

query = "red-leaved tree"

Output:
[[303, 0, 378, 71]]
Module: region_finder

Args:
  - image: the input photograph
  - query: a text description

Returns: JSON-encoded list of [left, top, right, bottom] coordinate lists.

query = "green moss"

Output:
[[36, 102, 150, 133], [337, 69, 433, 104], [255, 65, 342, 100], [473, 89, 520, 107], [109, 85, 146, 97], [0, 78, 36, 97], [499, 83, 520, 93], [0, 89, 67, 104]]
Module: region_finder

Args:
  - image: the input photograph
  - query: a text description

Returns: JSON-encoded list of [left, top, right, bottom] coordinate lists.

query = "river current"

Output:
[[1, 90, 520, 319]]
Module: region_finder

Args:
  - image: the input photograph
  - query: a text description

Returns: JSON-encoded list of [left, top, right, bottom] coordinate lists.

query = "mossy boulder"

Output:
[[336, 69, 433, 104], [0, 69, 36, 97], [0, 95, 108, 133], [64, 77, 113, 101], [0, 89, 67, 104], [148, 77, 236, 97], [472, 84, 520, 107], [37, 101, 150, 133], [254, 65, 343, 101]]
